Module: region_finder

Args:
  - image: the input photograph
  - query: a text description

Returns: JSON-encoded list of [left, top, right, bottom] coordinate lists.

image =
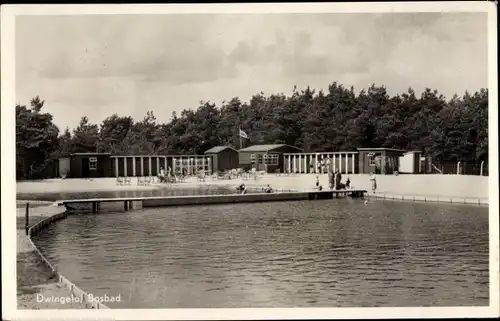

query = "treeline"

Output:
[[16, 83, 488, 179]]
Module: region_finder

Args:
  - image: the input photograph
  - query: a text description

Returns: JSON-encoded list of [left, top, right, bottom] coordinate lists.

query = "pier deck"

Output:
[[55, 189, 367, 213]]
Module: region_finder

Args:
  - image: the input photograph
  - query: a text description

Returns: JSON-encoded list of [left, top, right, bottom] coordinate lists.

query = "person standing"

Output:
[[158, 167, 165, 183], [328, 169, 335, 190], [335, 169, 342, 190], [370, 172, 377, 194]]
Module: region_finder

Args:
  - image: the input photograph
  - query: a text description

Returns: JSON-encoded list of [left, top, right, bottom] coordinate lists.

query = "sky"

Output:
[[15, 12, 488, 130]]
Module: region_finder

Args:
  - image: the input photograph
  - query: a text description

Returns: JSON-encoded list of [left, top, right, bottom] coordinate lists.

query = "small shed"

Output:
[[239, 144, 304, 173], [204, 146, 239, 173], [67, 153, 112, 178], [398, 151, 424, 174], [357, 148, 407, 175]]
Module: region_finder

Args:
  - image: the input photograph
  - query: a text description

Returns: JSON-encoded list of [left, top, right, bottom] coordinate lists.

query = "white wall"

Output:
[[58, 157, 71, 177], [399, 154, 414, 173]]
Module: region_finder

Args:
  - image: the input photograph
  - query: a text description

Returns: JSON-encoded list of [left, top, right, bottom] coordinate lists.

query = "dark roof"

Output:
[[239, 144, 304, 152], [357, 148, 407, 152], [204, 146, 238, 154], [71, 153, 111, 156]]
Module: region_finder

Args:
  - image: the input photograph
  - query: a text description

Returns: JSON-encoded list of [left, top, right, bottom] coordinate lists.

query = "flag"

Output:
[[239, 128, 248, 139]]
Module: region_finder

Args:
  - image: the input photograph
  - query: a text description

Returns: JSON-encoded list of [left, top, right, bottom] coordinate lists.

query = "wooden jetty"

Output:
[[55, 189, 367, 213]]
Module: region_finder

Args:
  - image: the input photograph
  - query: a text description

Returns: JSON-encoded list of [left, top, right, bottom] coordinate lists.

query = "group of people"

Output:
[[314, 169, 352, 191], [327, 169, 351, 190], [236, 183, 274, 194], [157, 166, 173, 183], [316, 170, 377, 193]]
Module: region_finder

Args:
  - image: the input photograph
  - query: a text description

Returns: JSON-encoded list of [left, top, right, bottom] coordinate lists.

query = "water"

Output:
[[33, 199, 489, 308], [17, 185, 237, 202]]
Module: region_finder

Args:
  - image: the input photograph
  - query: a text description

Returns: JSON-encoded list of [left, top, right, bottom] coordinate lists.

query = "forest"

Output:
[[16, 83, 488, 179]]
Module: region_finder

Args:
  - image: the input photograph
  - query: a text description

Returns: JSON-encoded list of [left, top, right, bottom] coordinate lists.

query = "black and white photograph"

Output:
[[1, 2, 498, 320]]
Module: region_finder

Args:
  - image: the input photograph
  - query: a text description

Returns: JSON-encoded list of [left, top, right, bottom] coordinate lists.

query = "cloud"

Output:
[[17, 15, 237, 85], [15, 12, 488, 130]]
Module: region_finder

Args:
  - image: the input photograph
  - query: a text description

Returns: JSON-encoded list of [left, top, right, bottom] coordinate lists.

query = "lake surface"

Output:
[[33, 199, 489, 308], [17, 185, 237, 201]]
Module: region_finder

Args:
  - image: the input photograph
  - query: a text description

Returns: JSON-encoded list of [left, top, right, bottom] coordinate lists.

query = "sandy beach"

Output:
[[16, 177, 160, 195], [186, 173, 489, 200], [16, 174, 489, 200]]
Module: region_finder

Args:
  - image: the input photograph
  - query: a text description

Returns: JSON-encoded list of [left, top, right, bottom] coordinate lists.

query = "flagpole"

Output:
[[239, 128, 242, 150]]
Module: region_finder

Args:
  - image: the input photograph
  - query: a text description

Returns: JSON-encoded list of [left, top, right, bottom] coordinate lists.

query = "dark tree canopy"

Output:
[[15, 84, 488, 179]]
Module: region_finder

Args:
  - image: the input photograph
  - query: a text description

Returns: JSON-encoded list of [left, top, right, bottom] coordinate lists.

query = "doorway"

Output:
[[81, 158, 90, 178]]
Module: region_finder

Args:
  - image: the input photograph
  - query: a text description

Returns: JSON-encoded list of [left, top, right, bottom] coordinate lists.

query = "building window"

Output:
[[368, 153, 376, 166], [265, 154, 279, 165], [89, 157, 97, 170], [250, 154, 256, 165]]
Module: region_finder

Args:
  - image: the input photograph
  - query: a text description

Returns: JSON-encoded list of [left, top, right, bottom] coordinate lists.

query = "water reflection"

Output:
[[33, 200, 489, 308]]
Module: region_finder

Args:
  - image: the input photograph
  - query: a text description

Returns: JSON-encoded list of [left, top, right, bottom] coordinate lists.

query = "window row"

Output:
[[250, 154, 279, 165]]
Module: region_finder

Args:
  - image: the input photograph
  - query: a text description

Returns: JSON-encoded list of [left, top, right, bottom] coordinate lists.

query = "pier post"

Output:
[[25, 202, 29, 235], [124, 201, 129, 211], [115, 157, 119, 177], [92, 202, 97, 214]]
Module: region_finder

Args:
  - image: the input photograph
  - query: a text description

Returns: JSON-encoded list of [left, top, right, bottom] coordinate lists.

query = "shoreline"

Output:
[[16, 204, 91, 309]]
